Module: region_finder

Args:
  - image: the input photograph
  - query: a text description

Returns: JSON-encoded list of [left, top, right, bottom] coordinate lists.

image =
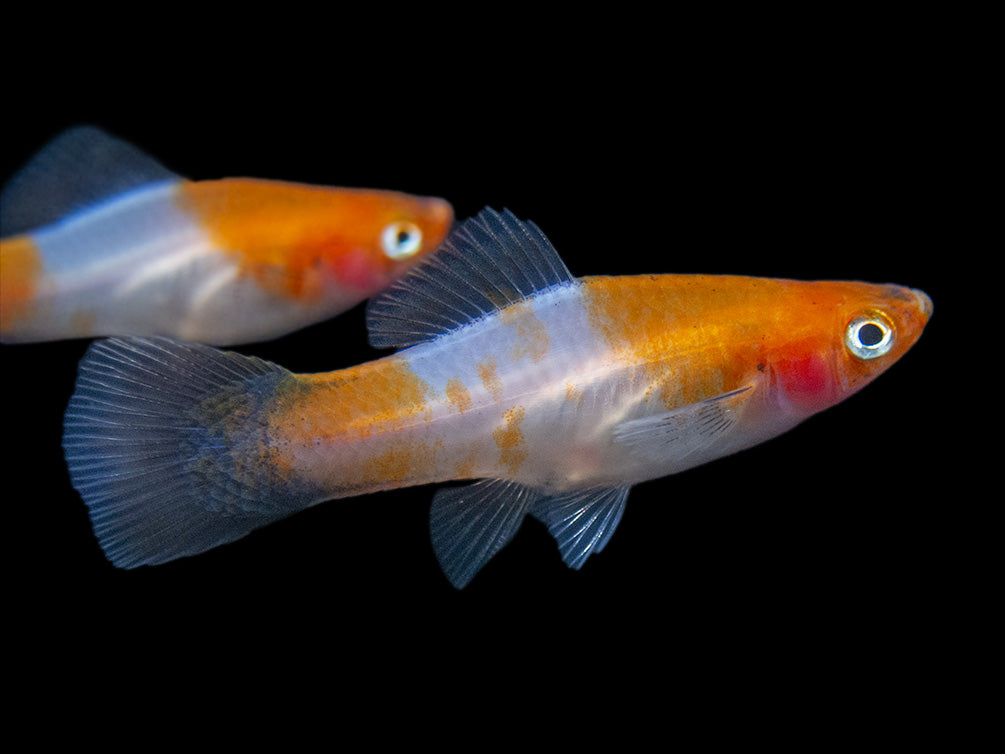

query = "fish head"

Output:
[[768, 280, 932, 416], [317, 192, 453, 294]]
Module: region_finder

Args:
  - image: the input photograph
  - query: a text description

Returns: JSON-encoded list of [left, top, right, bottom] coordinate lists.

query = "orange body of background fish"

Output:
[[62, 209, 932, 587], [0, 127, 453, 344]]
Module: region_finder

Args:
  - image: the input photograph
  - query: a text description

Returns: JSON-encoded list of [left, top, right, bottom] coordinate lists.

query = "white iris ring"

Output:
[[845, 313, 895, 360], [381, 221, 423, 260]]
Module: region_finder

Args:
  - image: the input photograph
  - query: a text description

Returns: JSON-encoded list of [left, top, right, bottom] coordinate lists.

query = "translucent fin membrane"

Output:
[[62, 336, 314, 568]]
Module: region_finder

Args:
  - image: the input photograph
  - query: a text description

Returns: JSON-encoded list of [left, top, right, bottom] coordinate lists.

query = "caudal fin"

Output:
[[62, 336, 315, 568]]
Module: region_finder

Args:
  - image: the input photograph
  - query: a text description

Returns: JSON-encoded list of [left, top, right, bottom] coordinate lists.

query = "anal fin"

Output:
[[429, 478, 632, 587], [429, 479, 540, 589], [530, 486, 630, 570]]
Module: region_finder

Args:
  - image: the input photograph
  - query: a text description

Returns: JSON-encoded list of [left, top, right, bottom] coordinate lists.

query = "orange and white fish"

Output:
[[62, 208, 932, 587], [0, 127, 453, 344]]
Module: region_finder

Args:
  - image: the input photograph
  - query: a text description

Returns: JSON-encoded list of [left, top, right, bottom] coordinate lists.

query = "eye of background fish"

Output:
[[381, 221, 423, 260], [845, 313, 895, 360]]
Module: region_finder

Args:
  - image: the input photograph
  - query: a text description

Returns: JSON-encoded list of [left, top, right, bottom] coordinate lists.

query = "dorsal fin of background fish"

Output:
[[366, 207, 574, 349], [0, 126, 178, 237], [1, 127, 453, 344]]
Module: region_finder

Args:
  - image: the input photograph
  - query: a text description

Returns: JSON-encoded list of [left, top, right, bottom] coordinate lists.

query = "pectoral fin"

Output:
[[613, 386, 753, 463]]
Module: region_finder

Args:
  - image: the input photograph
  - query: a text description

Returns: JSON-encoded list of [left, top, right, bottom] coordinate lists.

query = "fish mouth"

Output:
[[912, 288, 933, 320]]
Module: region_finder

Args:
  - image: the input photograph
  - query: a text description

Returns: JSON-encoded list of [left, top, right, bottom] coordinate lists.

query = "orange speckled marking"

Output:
[[493, 405, 527, 476], [454, 455, 477, 480], [477, 356, 503, 402], [175, 179, 452, 301], [360, 440, 436, 486], [269, 356, 432, 443], [445, 377, 473, 414], [500, 300, 551, 362], [0, 236, 43, 330]]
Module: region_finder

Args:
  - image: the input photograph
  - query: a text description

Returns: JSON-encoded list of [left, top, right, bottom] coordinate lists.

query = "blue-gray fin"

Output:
[[429, 478, 542, 589], [366, 207, 575, 349], [530, 485, 631, 570], [613, 386, 753, 463], [1, 125, 180, 236], [62, 336, 316, 569]]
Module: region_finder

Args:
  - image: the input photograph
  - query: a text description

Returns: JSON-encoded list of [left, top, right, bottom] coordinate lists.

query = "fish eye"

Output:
[[845, 313, 895, 360], [381, 221, 423, 260]]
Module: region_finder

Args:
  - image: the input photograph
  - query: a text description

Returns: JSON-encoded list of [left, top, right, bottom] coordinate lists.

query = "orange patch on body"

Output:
[[453, 456, 477, 480], [445, 377, 473, 414], [579, 275, 790, 410], [500, 299, 551, 362], [269, 356, 432, 444], [580, 276, 689, 365], [493, 405, 527, 476], [477, 356, 504, 402], [360, 440, 436, 487], [176, 179, 372, 301], [0, 236, 43, 330]]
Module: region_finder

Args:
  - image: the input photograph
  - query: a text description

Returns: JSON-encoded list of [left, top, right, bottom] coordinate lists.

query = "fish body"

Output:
[[0, 127, 453, 344], [269, 275, 899, 497], [63, 209, 931, 587]]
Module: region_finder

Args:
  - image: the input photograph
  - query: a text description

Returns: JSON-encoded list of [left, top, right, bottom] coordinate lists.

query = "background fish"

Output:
[[0, 127, 453, 344], [61, 208, 931, 588]]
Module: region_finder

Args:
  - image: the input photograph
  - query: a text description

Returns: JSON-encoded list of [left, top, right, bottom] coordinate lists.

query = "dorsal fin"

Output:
[[1, 126, 180, 236], [365, 207, 574, 349]]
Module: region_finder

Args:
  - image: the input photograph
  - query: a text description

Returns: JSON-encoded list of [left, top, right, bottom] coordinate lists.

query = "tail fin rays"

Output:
[[62, 336, 313, 568]]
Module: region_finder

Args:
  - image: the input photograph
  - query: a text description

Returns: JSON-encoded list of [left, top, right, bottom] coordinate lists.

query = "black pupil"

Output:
[[859, 322, 884, 346], [397, 230, 412, 245]]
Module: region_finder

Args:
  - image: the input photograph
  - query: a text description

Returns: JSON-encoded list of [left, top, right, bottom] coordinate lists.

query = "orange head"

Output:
[[177, 179, 454, 302], [766, 280, 933, 416], [304, 189, 455, 295]]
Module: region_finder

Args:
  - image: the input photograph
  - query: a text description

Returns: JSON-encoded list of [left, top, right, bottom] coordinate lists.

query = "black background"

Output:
[[2, 18, 976, 727]]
